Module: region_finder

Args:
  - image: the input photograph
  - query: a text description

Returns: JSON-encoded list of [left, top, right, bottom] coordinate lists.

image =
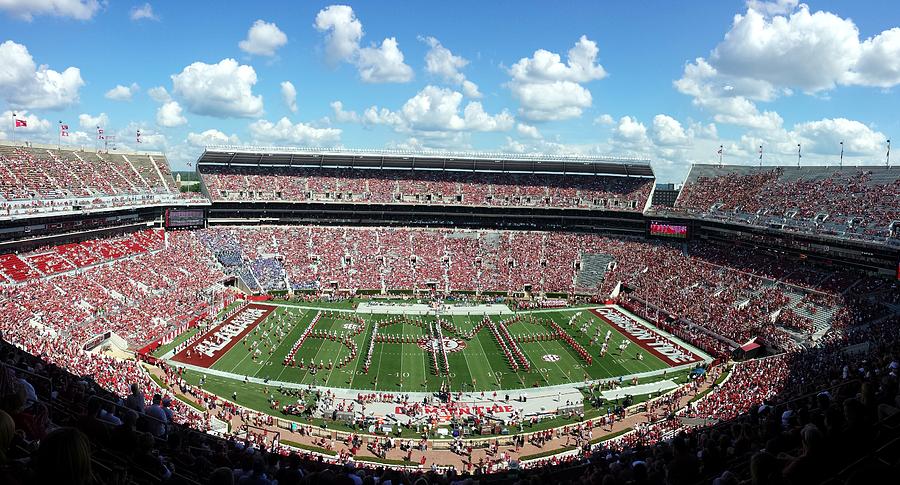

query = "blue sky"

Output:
[[0, 1, 898, 182]]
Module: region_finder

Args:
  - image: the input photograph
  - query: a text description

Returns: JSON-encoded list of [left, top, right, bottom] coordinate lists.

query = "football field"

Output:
[[182, 303, 702, 393]]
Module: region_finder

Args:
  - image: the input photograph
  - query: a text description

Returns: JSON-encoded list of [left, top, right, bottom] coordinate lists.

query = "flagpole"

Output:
[[58, 121, 61, 151], [839, 141, 843, 167], [759, 145, 763, 167], [797, 144, 801, 168], [887, 139, 891, 168], [11, 112, 14, 145]]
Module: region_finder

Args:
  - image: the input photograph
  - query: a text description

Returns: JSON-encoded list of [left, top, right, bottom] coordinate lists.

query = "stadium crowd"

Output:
[[189, 225, 891, 359], [199, 165, 653, 212], [0, 145, 202, 218], [0, 215, 894, 482], [673, 166, 900, 242]]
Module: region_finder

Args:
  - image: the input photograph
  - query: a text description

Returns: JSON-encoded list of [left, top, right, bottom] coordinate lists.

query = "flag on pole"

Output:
[[758, 146, 763, 160], [60, 122, 69, 137], [136, 129, 142, 144], [14, 119, 26, 127], [97, 126, 105, 140]]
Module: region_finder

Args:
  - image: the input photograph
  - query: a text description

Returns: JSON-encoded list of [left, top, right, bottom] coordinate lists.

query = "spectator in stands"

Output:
[[126, 382, 146, 414], [0, 409, 14, 467], [32, 427, 94, 485], [135, 431, 173, 480], [146, 393, 169, 437], [780, 423, 826, 483]]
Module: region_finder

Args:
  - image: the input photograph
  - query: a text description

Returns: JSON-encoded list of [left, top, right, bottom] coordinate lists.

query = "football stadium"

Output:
[[0, 2, 899, 484]]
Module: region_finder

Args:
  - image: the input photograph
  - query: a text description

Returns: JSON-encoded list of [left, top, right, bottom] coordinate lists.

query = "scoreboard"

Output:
[[165, 208, 206, 229], [649, 221, 689, 239]]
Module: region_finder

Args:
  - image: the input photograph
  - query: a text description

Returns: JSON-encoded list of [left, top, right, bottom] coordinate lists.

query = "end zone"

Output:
[[591, 306, 706, 366], [172, 303, 275, 368]]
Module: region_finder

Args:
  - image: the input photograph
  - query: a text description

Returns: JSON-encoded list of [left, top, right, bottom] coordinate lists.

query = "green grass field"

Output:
[[194, 304, 677, 393]]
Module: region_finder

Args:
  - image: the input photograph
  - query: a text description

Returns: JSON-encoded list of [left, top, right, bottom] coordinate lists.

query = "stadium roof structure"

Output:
[[197, 145, 655, 177]]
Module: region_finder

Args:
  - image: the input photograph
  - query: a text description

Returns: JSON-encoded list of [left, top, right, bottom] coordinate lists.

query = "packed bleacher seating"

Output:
[[194, 225, 888, 356], [0, 230, 165, 282], [0, 217, 894, 482], [672, 164, 900, 244], [0, 142, 204, 218], [198, 165, 654, 212], [0, 230, 226, 348]]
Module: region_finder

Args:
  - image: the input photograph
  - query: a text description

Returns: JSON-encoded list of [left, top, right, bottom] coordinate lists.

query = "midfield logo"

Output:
[[417, 337, 467, 353]]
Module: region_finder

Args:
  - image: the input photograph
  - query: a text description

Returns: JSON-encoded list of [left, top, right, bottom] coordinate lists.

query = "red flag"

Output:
[[14, 119, 26, 127]]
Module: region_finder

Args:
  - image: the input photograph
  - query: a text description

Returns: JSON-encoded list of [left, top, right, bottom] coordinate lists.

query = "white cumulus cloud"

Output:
[[0, 40, 84, 110], [356, 37, 414, 83], [130, 3, 158, 21], [147, 86, 171, 103], [652, 114, 691, 147], [314, 5, 362, 64], [0, 0, 100, 21], [369, 85, 513, 133], [516, 123, 541, 139], [614, 116, 649, 143], [248, 118, 341, 145], [791, 118, 887, 156], [675, 2, 900, 134], [421, 36, 481, 98], [239, 19, 288, 57], [281, 81, 298, 113], [187, 129, 240, 147], [171, 58, 264, 118], [508, 36, 607, 121], [331, 86, 513, 141], [330, 101, 360, 123], [104, 83, 139, 101], [78, 112, 108, 130], [314, 5, 413, 83], [157, 101, 187, 127]]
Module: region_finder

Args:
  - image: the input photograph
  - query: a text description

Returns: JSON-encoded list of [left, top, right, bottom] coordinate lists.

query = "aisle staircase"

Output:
[[575, 253, 615, 290]]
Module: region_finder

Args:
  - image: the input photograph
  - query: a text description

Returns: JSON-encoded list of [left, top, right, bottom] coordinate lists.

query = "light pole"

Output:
[[839, 141, 843, 167]]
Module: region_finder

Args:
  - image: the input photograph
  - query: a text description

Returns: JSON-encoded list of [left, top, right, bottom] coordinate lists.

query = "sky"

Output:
[[0, 0, 898, 183]]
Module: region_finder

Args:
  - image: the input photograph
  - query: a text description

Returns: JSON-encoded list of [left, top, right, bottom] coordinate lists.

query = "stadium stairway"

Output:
[[575, 253, 615, 291]]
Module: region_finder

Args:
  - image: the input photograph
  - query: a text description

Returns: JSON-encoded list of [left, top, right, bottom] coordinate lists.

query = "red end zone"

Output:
[[591, 306, 703, 366], [172, 303, 275, 368]]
